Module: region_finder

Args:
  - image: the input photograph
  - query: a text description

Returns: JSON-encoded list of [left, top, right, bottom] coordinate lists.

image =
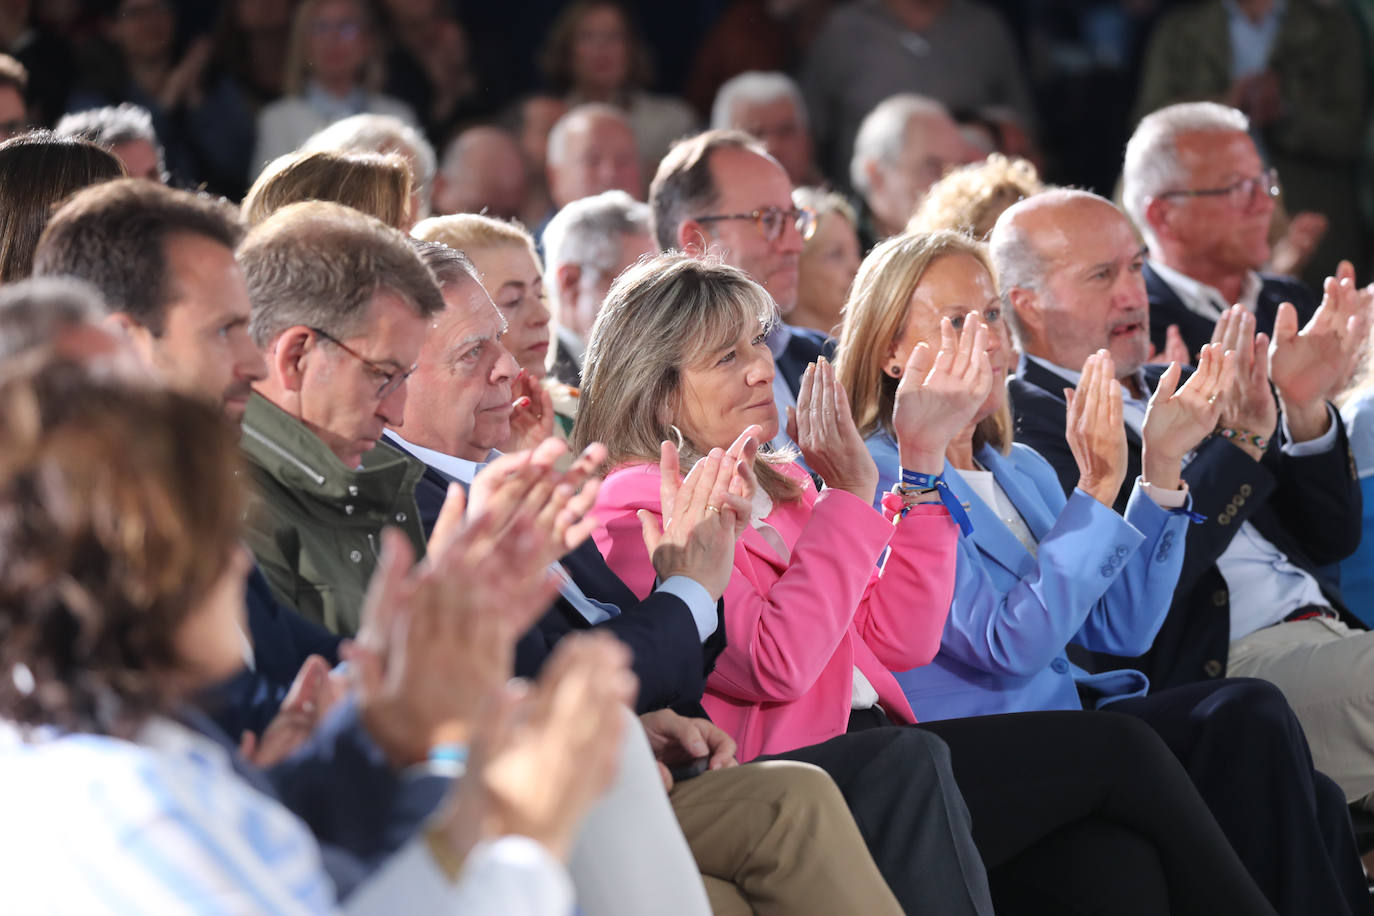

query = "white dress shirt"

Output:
[[1148, 260, 1263, 324]]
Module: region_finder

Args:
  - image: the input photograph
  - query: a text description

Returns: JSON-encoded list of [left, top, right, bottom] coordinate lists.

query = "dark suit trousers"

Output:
[[788, 710, 1275, 916], [1109, 678, 1370, 916]]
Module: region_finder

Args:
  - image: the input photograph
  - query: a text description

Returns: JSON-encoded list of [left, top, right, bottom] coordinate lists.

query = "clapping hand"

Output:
[[238, 654, 343, 768], [1141, 344, 1236, 491], [503, 369, 556, 453], [1065, 350, 1128, 507], [1270, 260, 1366, 441], [1210, 305, 1276, 460], [786, 357, 879, 504], [1145, 324, 1190, 367], [893, 313, 994, 474]]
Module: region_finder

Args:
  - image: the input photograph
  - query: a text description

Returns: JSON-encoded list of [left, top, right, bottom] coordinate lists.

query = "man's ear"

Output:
[[1143, 197, 1174, 244], [864, 159, 885, 199], [554, 263, 581, 317], [271, 326, 315, 393], [1006, 287, 1043, 343], [677, 219, 709, 257]]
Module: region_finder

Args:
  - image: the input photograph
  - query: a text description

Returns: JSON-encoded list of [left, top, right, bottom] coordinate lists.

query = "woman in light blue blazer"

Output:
[[833, 229, 1371, 916]]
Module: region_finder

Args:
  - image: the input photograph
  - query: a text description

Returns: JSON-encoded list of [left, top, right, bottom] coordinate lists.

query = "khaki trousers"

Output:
[[670, 760, 903, 916]]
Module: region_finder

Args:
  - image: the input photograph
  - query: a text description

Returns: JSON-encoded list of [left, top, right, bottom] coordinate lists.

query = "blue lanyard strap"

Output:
[[899, 469, 974, 536]]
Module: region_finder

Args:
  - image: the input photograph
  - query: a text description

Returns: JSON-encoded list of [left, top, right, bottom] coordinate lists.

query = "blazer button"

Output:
[[1218, 514, 1231, 526], [1203, 660, 1224, 678], [1212, 589, 1228, 607], [1100, 564, 1114, 577], [1233, 496, 1245, 508], [1051, 658, 1069, 674], [349, 549, 363, 563], [1239, 484, 1252, 497], [1224, 504, 1237, 517]]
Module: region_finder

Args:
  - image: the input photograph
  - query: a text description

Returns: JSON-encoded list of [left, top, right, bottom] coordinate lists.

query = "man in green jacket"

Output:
[[237, 201, 445, 636]]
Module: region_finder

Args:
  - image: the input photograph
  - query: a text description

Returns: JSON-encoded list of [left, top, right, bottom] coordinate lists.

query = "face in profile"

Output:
[[795, 210, 861, 333], [467, 243, 552, 379]]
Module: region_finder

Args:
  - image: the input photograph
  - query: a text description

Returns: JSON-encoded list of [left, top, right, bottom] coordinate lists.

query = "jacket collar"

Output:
[[240, 393, 423, 508], [945, 445, 1053, 578]]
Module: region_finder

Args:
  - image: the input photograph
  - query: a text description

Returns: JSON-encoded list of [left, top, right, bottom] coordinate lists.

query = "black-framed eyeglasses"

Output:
[[308, 327, 416, 400], [1156, 168, 1280, 209], [696, 206, 817, 242]]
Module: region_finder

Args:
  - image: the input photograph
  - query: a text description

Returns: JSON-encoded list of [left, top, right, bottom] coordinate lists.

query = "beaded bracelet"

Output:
[[1216, 427, 1270, 451], [899, 469, 974, 535]]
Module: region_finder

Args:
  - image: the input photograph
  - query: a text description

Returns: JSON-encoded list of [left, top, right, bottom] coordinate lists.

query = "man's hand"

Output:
[[639, 708, 738, 792], [1271, 261, 1365, 441], [1211, 305, 1277, 459], [238, 654, 338, 768], [1145, 324, 1190, 367], [1065, 350, 1128, 506], [892, 314, 994, 474], [1141, 344, 1235, 491], [787, 356, 879, 503]]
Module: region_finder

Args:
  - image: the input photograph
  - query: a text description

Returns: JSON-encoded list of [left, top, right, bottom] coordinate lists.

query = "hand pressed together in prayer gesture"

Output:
[[1065, 350, 1127, 507], [892, 313, 994, 476], [1210, 305, 1276, 460], [1141, 343, 1236, 491], [786, 356, 879, 504]]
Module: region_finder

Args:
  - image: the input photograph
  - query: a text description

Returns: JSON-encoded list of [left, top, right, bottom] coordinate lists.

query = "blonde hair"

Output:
[[573, 252, 802, 502], [835, 230, 1011, 454], [411, 213, 543, 271], [242, 150, 412, 229], [907, 154, 1043, 240], [284, 0, 381, 97]]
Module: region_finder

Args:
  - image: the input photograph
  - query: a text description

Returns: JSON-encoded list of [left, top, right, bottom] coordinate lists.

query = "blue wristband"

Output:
[[428, 743, 469, 778], [899, 469, 974, 536], [1171, 507, 1206, 524]]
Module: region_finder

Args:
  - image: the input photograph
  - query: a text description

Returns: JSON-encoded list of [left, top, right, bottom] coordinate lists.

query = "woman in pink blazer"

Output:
[[573, 252, 1274, 915]]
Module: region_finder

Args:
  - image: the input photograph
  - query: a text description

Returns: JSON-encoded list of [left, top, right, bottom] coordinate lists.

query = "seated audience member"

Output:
[[791, 186, 861, 337], [0, 131, 124, 283], [0, 7, 70, 129], [1133, 0, 1365, 290], [412, 214, 573, 438], [541, 190, 655, 386], [538, 1, 697, 176], [243, 149, 413, 229], [837, 229, 1370, 916], [1123, 102, 1324, 365], [29, 178, 338, 742], [996, 190, 1374, 808], [237, 202, 442, 635], [907, 153, 1043, 240], [252, 0, 416, 176], [0, 361, 631, 913], [546, 104, 644, 213], [301, 113, 438, 225], [508, 93, 571, 225], [430, 126, 529, 220], [0, 54, 28, 142], [384, 240, 911, 916], [55, 103, 166, 182], [849, 94, 976, 250], [800, 0, 1034, 189], [1340, 359, 1374, 622], [709, 71, 820, 186], [377, 0, 480, 142], [578, 252, 1274, 915]]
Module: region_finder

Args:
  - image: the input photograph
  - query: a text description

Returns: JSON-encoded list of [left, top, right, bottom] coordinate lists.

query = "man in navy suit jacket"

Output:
[[992, 189, 1374, 813]]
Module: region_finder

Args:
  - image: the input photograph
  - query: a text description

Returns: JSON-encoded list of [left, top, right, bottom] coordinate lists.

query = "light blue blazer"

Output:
[[866, 431, 1189, 719]]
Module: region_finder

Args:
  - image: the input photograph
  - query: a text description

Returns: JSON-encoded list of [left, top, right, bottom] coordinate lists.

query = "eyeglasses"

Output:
[[696, 206, 817, 243], [1156, 168, 1280, 209], [308, 327, 415, 400]]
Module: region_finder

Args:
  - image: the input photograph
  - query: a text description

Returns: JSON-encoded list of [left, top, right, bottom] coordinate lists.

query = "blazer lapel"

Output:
[[945, 458, 1034, 578]]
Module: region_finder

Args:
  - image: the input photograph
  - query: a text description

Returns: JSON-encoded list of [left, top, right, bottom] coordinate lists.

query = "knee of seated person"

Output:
[[746, 760, 844, 806], [1084, 711, 1173, 767], [1197, 678, 1297, 737]]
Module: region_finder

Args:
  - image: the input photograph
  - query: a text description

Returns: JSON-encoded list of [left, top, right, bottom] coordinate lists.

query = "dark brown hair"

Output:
[[539, 0, 652, 94], [0, 361, 244, 737]]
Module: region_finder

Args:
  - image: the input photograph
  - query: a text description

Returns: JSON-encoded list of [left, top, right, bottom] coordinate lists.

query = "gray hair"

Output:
[[54, 103, 165, 181], [301, 114, 438, 221], [239, 201, 443, 347], [411, 238, 480, 289], [710, 71, 808, 132], [849, 94, 949, 196], [0, 277, 105, 362], [542, 189, 651, 276], [547, 103, 634, 168], [792, 186, 855, 230], [1122, 102, 1250, 245]]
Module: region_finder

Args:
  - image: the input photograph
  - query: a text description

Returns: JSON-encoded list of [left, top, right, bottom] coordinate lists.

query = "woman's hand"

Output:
[[786, 357, 879, 504], [892, 314, 994, 474], [1141, 343, 1236, 490], [1065, 350, 1128, 507], [503, 370, 556, 453]]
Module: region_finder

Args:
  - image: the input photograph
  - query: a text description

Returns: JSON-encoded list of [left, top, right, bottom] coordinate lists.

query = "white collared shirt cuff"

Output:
[[1281, 403, 1339, 456], [1139, 479, 1190, 509], [657, 575, 718, 641]]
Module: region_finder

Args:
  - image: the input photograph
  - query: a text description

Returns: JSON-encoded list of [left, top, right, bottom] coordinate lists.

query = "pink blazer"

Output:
[[592, 460, 958, 762]]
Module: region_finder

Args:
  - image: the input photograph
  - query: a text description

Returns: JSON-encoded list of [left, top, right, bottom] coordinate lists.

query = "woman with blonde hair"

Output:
[[243, 149, 413, 229], [906, 154, 1043, 240], [578, 250, 1275, 916], [835, 229, 1369, 916], [791, 186, 861, 338]]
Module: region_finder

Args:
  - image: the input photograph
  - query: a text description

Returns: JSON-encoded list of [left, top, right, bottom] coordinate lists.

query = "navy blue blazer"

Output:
[[1145, 261, 1318, 364], [774, 325, 835, 398], [202, 564, 343, 739], [1009, 355, 1363, 689], [385, 438, 727, 715]]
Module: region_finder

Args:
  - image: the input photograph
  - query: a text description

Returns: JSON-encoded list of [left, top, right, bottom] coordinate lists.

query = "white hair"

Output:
[[710, 71, 808, 132], [301, 114, 437, 219], [849, 94, 950, 196], [546, 103, 633, 168], [542, 189, 651, 302], [1122, 102, 1250, 245]]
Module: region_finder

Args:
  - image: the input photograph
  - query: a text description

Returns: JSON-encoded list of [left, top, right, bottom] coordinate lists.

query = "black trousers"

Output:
[[1111, 677, 1369, 916], [773, 709, 1276, 916]]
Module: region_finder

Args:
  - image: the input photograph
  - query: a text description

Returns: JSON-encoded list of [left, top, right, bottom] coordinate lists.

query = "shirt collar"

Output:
[[384, 430, 495, 485], [1025, 353, 1150, 403], [1222, 0, 1286, 26], [1149, 259, 1263, 319]]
